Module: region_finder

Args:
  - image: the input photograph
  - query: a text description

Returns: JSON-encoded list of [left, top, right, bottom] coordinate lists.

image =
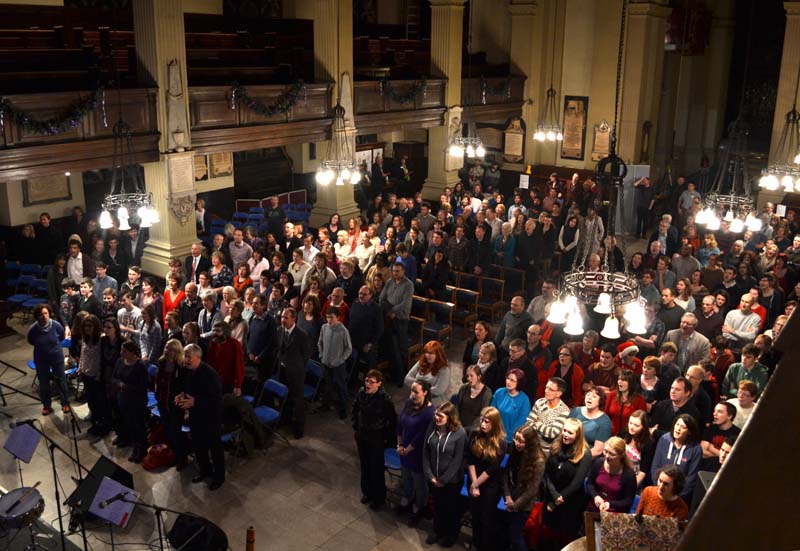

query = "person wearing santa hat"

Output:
[[616, 341, 643, 375]]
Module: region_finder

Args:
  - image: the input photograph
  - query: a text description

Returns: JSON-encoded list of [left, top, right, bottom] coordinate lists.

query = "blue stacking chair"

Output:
[[249, 207, 265, 215], [232, 212, 249, 223], [254, 378, 290, 446], [8, 275, 35, 309], [303, 360, 324, 402], [6, 260, 22, 289]]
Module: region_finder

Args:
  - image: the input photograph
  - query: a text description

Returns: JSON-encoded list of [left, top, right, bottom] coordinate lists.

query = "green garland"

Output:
[[229, 80, 306, 116], [0, 87, 105, 136], [379, 77, 428, 105]]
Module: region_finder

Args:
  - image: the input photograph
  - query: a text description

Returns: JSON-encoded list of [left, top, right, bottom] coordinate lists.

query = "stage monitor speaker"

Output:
[[168, 514, 228, 551], [66, 455, 134, 515]]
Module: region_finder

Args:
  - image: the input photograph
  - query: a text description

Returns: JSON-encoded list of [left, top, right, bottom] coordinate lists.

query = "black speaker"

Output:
[[66, 455, 134, 515], [168, 514, 228, 551]]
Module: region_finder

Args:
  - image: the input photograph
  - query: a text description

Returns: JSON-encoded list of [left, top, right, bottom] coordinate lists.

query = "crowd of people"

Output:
[[16, 166, 780, 548]]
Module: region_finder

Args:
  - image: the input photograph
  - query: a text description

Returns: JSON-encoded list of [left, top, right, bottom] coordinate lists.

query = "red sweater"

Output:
[[206, 337, 245, 389], [604, 390, 648, 436], [545, 360, 585, 408], [636, 486, 688, 521]]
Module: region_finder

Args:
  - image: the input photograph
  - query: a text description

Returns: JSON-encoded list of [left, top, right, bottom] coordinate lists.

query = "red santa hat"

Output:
[[617, 341, 640, 359]]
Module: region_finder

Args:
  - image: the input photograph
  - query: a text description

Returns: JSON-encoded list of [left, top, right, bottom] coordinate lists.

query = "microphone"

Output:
[[99, 491, 129, 509], [10, 419, 36, 428]]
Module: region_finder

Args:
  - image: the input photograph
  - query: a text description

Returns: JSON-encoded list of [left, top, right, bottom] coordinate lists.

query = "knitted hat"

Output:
[[617, 341, 639, 358]]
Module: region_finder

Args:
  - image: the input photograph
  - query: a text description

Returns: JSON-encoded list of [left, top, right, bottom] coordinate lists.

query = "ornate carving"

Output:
[[169, 194, 194, 226]]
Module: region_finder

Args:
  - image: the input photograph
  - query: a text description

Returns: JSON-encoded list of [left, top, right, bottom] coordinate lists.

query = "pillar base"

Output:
[[141, 235, 196, 277], [422, 172, 461, 201], [309, 185, 361, 230]]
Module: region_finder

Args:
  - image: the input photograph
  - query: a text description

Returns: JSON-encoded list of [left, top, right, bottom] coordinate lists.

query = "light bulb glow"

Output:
[[764, 174, 779, 190], [730, 218, 744, 233], [546, 299, 567, 324], [534, 131, 545, 141], [475, 145, 486, 157], [594, 293, 612, 314], [546, 130, 556, 141], [335, 177, 344, 186], [795, 152, 800, 164], [556, 132, 563, 141], [706, 216, 721, 231], [449, 144, 463, 157], [99, 210, 113, 229], [118, 217, 131, 231], [600, 315, 621, 340], [564, 310, 585, 336], [466, 145, 475, 158], [341, 169, 351, 181], [744, 214, 762, 232], [350, 171, 360, 184], [782, 175, 795, 191], [724, 210, 734, 222], [117, 206, 129, 220]]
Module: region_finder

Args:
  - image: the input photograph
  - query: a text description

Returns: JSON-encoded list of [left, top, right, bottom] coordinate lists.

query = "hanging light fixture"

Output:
[[700, 0, 760, 232], [759, 47, 800, 191], [99, 118, 158, 230], [449, 122, 486, 159], [547, 0, 640, 336], [533, 13, 563, 142], [316, 103, 359, 186]]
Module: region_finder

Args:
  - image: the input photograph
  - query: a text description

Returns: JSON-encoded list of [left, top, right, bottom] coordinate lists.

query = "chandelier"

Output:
[[315, 103, 359, 186], [695, 119, 761, 233], [449, 122, 485, 159], [99, 118, 159, 230], [758, 55, 800, 192], [546, 0, 644, 339], [696, 2, 760, 235], [533, 18, 563, 142]]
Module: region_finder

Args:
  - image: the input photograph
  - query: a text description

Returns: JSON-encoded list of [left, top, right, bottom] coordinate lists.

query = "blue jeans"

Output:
[[34, 355, 69, 408], [401, 466, 428, 513], [322, 363, 349, 416]]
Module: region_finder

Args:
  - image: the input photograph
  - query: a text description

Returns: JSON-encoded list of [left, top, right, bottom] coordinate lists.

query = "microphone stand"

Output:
[[64, 406, 90, 551], [25, 421, 90, 551], [120, 496, 187, 551]]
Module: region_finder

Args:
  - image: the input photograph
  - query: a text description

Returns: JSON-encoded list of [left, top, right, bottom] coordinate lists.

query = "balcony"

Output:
[[353, 78, 447, 135], [461, 76, 527, 123], [188, 82, 333, 154], [0, 88, 158, 180]]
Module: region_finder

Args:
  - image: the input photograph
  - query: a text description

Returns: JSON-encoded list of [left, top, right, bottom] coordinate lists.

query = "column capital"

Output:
[[786, 2, 800, 16], [628, 2, 671, 18], [428, 0, 466, 7]]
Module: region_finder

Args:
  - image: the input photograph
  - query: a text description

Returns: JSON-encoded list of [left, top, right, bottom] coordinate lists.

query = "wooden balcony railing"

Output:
[[461, 75, 527, 123], [0, 88, 158, 180], [353, 78, 446, 135]]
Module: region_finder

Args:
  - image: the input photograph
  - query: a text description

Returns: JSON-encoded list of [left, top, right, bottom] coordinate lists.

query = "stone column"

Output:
[[132, 0, 197, 275], [701, 0, 735, 162], [618, 0, 671, 164], [509, 0, 541, 167], [759, 1, 800, 209], [423, 0, 466, 201], [292, 0, 361, 228], [769, 2, 800, 165]]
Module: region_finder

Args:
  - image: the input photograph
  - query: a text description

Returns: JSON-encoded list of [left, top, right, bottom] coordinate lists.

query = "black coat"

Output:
[[276, 325, 312, 386], [183, 361, 224, 437], [184, 255, 212, 284], [352, 387, 397, 445]]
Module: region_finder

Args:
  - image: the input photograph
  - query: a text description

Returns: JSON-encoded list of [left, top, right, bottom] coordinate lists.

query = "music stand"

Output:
[[4, 425, 48, 550], [89, 477, 138, 551]]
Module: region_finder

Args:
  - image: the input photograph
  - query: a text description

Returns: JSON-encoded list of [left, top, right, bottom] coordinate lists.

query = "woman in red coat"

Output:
[[545, 345, 584, 408], [605, 368, 647, 436]]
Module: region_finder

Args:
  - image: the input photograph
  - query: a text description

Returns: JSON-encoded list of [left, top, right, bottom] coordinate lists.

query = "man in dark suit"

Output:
[[184, 241, 212, 284], [178, 344, 225, 490], [649, 220, 679, 258], [123, 225, 147, 266], [276, 307, 311, 439], [279, 221, 302, 258]]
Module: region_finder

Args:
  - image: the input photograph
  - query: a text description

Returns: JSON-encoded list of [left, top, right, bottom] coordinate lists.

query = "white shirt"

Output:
[[67, 253, 84, 282], [302, 245, 320, 263]]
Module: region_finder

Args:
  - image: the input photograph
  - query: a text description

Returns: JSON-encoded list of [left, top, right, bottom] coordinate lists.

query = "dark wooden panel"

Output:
[[189, 87, 239, 129], [461, 76, 526, 107], [355, 108, 446, 136], [191, 119, 331, 155], [462, 102, 525, 124], [353, 79, 446, 115], [91, 89, 156, 137], [0, 134, 159, 181]]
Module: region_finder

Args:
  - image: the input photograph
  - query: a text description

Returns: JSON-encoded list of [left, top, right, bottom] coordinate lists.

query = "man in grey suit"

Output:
[[276, 307, 312, 439], [663, 312, 711, 374]]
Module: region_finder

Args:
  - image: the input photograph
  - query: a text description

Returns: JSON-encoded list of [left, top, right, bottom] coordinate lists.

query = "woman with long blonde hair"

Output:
[[404, 340, 451, 405], [586, 436, 636, 513], [467, 406, 507, 551], [540, 418, 592, 549]]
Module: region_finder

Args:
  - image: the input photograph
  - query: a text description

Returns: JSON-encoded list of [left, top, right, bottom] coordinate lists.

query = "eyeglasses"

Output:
[[544, 386, 559, 392], [364, 378, 378, 384], [558, 353, 570, 357]]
